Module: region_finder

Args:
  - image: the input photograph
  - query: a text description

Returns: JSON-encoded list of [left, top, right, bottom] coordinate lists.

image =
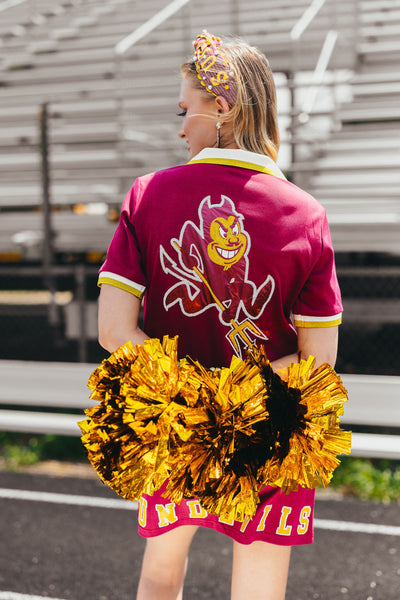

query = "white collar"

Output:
[[188, 148, 286, 180]]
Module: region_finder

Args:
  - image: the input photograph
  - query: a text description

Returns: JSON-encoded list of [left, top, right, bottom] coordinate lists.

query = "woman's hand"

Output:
[[270, 325, 339, 376]]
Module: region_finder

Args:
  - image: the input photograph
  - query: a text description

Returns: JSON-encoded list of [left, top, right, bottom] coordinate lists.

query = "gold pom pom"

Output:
[[80, 337, 351, 521]]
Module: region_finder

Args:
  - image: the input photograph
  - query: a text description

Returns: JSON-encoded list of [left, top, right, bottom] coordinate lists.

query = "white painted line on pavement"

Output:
[[1, 488, 399, 537], [0, 488, 137, 511], [314, 518, 400, 537], [0, 593, 67, 600]]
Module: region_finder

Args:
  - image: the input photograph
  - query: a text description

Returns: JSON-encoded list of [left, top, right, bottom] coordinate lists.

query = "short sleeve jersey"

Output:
[[99, 148, 342, 366]]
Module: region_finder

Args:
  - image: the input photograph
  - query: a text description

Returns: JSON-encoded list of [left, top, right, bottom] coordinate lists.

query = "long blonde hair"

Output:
[[181, 38, 279, 161]]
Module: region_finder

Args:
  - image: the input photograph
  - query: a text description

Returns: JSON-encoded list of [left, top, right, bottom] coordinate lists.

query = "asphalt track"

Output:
[[0, 470, 399, 600]]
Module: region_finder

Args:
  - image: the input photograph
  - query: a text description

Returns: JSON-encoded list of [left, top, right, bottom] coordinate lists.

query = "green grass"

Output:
[[331, 456, 400, 503], [0, 431, 86, 470]]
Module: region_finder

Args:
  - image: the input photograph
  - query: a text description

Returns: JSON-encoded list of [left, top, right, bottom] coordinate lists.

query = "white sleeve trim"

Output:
[[98, 271, 146, 298], [293, 313, 342, 328], [293, 313, 342, 323], [99, 272, 145, 292]]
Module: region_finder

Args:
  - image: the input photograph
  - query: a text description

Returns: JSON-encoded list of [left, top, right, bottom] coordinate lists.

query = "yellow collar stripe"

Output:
[[188, 157, 286, 179]]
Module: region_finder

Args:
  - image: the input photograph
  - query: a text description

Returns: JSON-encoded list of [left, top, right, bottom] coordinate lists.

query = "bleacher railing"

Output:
[[285, 0, 359, 170]]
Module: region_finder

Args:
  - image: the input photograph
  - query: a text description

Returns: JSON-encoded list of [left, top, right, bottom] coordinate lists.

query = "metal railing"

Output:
[[0, 0, 28, 11], [289, 0, 340, 123], [113, 0, 194, 189], [297, 29, 339, 123], [285, 0, 358, 172], [290, 0, 329, 41], [114, 0, 192, 56]]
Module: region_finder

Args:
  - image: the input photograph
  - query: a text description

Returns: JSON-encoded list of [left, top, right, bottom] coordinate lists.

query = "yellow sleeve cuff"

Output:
[[98, 272, 145, 299], [293, 313, 342, 328]]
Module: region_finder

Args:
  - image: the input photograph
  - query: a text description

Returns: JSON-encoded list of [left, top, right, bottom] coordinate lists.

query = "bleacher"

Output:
[[293, 0, 400, 256], [0, 0, 399, 369], [0, 0, 360, 257], [0, 0, 398, 456], [285, 0, 400, 344]]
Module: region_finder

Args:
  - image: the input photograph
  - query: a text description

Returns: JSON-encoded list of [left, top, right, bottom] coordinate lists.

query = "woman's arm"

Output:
[[98, 283, 339, 370], [98, 284, 148, 353], [270, 326, 339, 374]]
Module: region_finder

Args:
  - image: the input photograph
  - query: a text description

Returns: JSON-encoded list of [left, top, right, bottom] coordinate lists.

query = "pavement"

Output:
[[0, 466, 399, 600]]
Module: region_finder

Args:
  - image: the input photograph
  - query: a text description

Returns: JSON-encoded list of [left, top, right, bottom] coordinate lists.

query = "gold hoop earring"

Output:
[[216, 121, 221, 148]]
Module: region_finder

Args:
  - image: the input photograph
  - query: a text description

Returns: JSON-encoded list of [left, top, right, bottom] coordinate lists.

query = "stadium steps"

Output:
[[0, 182, 119, 208], [358, 40, 400, 64], [351, 80, 400, 100], [315, 136, 400, 155], [361, 0, 400, 8], [293, 0, 400, 256], [0, 211, 117, 255], [0, 0, 357, 75], [361, 23, 400, 42], [0, 0, 388, 258], [0, 147, 172, 173], [0, 121, 118, 147], [360, 7, 400, 25], [3, 202, 400, 257], [0, 1, 106, 41]]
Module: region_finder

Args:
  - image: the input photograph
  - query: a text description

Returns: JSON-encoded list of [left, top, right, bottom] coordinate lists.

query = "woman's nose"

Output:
[[178, 126, 185, 139]]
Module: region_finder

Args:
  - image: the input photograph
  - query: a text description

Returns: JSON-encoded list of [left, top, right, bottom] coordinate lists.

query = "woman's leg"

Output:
[[136, 525, 198, 600], [231, 540, 291, 600]]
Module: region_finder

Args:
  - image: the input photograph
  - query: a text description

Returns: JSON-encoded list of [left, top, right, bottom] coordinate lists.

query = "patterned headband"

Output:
[[192, 31, 237, 107]]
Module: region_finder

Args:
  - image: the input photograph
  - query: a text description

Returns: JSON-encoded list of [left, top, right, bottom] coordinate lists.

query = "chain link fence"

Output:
[[1, 260, 399, 375], [336, 263, 400, 376], [0, 265, 106, 364]]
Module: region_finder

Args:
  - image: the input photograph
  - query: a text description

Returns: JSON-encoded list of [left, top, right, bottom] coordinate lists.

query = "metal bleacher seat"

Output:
[[284, 1, 400, 333], [0, 0, 398, 259], [0, 0, 311, 217], [0, 211, 117, 256], [294, 0, 400, 257]]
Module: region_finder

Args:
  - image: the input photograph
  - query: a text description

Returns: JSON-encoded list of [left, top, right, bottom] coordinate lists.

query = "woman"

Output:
[[97, 32, 342, 600]]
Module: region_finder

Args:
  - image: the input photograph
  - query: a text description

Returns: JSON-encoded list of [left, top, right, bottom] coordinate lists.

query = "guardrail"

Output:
[[0, 360, 399, 460]]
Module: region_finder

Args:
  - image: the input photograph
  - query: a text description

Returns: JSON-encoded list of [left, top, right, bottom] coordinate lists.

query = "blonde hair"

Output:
[[181, 38, 279, 161]]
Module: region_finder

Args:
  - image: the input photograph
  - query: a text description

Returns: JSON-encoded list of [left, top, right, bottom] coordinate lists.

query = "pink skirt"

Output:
[[137, 481, 315, 546]]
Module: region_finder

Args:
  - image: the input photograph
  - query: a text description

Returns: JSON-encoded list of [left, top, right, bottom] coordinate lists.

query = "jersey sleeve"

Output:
[[98, 180, 147, 299], [293, 212, 342, 328]]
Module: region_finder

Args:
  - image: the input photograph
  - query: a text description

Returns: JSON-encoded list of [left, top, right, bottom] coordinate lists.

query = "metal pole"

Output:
[[180, 0, 192, 54], [353, 0, 361, 67], [39, 104, 51, 266], [114, 53, 125, 195], [286, 70, 297, 173], [230, 0, 240, 36], [39, 103, 58, 327], [75, 264, 88, 363]]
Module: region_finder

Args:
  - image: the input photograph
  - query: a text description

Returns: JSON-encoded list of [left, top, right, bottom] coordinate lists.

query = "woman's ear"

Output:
[[215, 96, 231, 114]]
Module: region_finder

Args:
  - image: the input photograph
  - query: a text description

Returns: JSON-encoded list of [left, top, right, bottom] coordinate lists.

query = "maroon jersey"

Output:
[[99, 148, 342, 366]]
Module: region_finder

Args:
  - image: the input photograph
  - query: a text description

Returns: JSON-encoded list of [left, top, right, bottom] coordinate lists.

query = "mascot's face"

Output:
[[207, 215, 247, 269]]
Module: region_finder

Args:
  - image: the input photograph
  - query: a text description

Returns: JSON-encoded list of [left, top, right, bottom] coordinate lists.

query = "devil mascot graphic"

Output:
[[160, 195, 275, 358]]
